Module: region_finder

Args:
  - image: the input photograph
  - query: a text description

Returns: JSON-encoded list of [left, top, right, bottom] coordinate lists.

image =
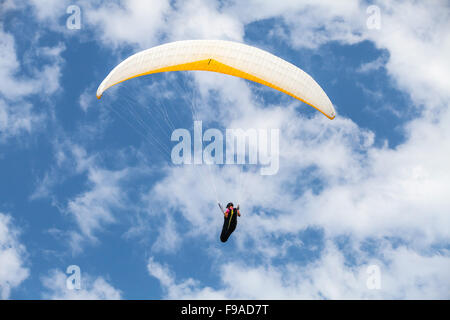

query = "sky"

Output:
[[0, 0, 449, 299]]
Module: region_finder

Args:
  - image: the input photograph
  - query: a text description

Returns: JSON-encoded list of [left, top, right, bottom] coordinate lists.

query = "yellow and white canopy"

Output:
[[97, 40, 335, 119]]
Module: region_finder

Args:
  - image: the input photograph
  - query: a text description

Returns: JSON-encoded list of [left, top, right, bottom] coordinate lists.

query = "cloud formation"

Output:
[[0, 213, 29, 299], [41, 269, 122, 299]]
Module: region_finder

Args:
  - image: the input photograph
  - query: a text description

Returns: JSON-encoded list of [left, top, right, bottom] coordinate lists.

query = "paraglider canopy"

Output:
[[97, 40, 336, 119]]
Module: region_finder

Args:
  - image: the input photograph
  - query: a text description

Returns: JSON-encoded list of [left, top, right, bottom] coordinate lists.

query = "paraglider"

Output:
[[97, 39, 336, 243], [218, 202, 241, 242], [96, 39, 336, 119]]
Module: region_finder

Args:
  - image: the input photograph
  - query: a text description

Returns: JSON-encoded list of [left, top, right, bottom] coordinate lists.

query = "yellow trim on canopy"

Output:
[[97, 58, 335, 120]]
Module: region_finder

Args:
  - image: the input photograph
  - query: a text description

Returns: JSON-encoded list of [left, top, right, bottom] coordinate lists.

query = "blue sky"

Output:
[[0, 0, 449, 299]]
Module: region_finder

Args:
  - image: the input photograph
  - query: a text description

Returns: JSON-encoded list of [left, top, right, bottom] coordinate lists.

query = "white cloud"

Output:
[[0, 213, 29, 299], [357, 54, 388, 73], [30, 139, 134, 253], [0, 27, 37, 98], [221, 244, 449, 299], [66, 167, 129, 244], [30, 136, 167, 255], [301, 108, 450, 246], [1, 0, 20, 11], [57, 143, 132, 252], [0, 27, 65, 142], [151, 215, 181, 253], [149, 242, 450, 299], [165, 0, 243, 41], [147, 257, 226, 299], [41, 269, 122, 300], [28, 0, 70, 27], [28, 0, 243, 51], [0, 27, 65, 100], [368, 0, 450, 109], [0, 99, 45, 143], [226, 0, 364, 49], [79, 87, 96, 112], [83, 0, 172, 49]]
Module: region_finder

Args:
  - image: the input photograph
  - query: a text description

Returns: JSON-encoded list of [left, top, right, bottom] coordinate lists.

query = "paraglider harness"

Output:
[[218, 202, 239, 242]]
